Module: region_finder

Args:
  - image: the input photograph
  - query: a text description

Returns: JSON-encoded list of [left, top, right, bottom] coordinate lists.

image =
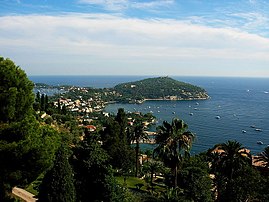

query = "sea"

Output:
[[29, 75, 269, 155]]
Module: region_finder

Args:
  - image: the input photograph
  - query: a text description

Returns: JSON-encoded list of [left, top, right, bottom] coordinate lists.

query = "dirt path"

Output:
[[12, 187, 37, 202]]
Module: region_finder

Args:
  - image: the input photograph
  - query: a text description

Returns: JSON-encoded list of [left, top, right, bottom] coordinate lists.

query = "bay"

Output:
[[30, 75, 269, 155]]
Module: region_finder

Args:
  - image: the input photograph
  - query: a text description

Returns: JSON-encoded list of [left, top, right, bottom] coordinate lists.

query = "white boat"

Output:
[[189, 113, 193, 116], [242, 130, 247, 133], [257, 141, 263, 145], [215, 115, 221, 119], [264, 91, 269, 94], [255, 128, 262, 132], [172, 111, 176, 114]]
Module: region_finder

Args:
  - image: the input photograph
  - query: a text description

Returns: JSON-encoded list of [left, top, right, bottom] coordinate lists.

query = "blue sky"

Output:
[[1, 0, 269, 77]]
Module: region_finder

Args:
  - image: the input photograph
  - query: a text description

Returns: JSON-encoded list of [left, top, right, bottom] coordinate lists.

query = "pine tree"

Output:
[[38, 146, 76, 202], [0, 56, 34, 122]]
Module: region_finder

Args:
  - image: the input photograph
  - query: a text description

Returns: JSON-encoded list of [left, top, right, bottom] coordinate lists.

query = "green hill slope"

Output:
[[114, 77, 209, 102]]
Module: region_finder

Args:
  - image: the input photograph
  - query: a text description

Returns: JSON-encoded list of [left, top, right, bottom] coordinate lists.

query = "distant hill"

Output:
[[114, 77, 209, 103]]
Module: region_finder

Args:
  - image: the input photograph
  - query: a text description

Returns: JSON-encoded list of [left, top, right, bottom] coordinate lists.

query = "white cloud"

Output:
[[132, 0, 174, 9], [78, 0, 175, 11], [0, 13, 269, 76]]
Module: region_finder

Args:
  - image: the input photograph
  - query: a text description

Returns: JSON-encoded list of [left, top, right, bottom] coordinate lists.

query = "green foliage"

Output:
[[154, 118, 195, 187], [0, 57, 34, 122], [71, 136, 114, 202], [221, 165, 262, 202], [129, 120, 148, 177], [38, 146, 76, 202], [102, 114, 135, 173], [209, 140, 252, 181], [178, 156, 213, 202], [0, 116, 61, 200], [114, 77, 208, 101], [208, 141, 257, 202], [142, 159, 165, 192]]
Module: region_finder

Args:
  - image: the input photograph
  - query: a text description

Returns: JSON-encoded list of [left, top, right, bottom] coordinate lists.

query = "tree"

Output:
[[210, 140, 252, 181], [224, 164, 262, 202], [129, 120, 148, 177], [38, 145, 76, 202], [102, 118, 135, 173], [71, 136, 118, 202], [208, 140, 252, 201], [178, 156, 213, 202], [115, 108, 128, 144], [154, 118, 194, 187], [142, 159, 164, 193], [33, 92, 41, 111], [0, 57, 34, 122], [0, 116, 61, 200], [40, 94, 45, 111], [0, 57, 61, 201]]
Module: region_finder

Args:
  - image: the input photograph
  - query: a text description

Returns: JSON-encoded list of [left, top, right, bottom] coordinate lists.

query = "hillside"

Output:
[[114, 77, 209, 102]]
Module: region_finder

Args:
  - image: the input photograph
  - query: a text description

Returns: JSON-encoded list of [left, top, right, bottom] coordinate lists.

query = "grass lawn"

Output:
[[116, 176, 148, 191]]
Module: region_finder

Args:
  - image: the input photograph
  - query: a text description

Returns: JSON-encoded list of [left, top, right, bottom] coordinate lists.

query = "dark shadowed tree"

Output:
[[115, 108, 128, 144], [71, 135, 118, 202], [178, 156, 213, 202], [208, 140, 253, 202], [38, 145, 76, 202], [129, 120, 148, 177], [142, 159, 164, 193], [154, 118, 194, 187], [102, 118, 135, 173], [41, 94, 45, 111]]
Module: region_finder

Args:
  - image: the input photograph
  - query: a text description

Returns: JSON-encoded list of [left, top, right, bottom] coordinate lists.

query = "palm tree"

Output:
[[255, 146, 269, 168], [129, 120, 148, 177], [142, 159, 164, 192], [209, 141, 252, 201], [211, 140, 252, 180], [154, 118, 194, 187]]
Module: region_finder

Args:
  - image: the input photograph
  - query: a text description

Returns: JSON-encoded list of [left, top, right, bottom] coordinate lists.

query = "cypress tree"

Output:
[[40, 94, 45, 111], [38, 146, 76, 202]]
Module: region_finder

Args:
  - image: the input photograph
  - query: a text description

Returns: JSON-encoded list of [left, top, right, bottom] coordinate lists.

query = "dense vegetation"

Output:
[[1, 57, 269, 202], [114, 76, 209, 102]]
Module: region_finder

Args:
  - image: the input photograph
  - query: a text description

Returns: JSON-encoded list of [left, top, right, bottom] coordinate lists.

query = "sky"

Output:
[[0, 0, 269, 77]]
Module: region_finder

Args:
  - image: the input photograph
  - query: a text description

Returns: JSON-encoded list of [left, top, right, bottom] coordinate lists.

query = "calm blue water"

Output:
[[29, 76, 269, 155]]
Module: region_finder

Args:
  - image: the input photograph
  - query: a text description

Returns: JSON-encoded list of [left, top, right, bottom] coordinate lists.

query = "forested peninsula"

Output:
[[114, 77, 209, 103]]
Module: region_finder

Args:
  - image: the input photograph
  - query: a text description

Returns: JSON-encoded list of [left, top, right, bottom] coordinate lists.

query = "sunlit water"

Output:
[[30, 76, 269, 155]]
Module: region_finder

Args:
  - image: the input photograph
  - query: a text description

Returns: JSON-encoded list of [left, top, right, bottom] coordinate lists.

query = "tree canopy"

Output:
[[0, 57, 34, 122]]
